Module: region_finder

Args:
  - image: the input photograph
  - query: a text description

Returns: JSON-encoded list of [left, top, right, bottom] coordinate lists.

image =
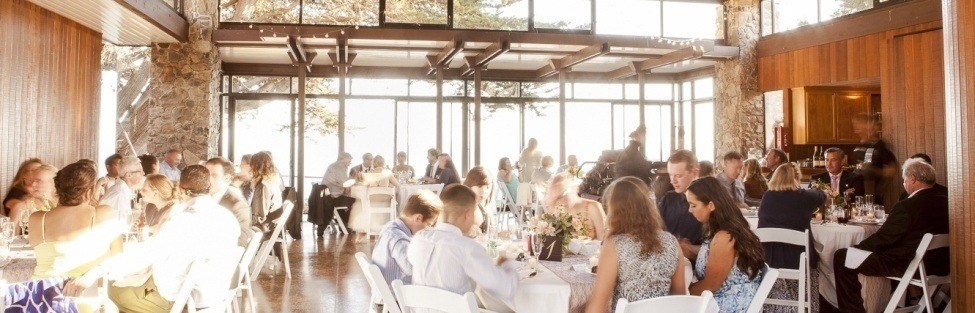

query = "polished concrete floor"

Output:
[[251, 221, 373, 313]]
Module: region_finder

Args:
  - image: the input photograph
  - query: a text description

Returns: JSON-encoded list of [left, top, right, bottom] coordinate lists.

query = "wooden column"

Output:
[[461, 80, 470, 173], [338, 65, 347, 153], [942, 0, 975, 311], [296, 65, 306, 211], [474, 68, 482, 166], [638, 73, 646, 125], [559, 70, 567, 164], [436, 67, 444, 151]]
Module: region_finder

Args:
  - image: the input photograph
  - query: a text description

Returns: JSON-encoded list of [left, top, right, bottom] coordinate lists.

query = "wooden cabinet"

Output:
[[790, 87, 876, 144]]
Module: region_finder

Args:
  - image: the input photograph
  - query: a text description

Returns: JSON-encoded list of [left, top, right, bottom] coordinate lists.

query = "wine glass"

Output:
[[530, 232, 543, 257], [1, 222, 14, 245], [18, 209, 30, 239]]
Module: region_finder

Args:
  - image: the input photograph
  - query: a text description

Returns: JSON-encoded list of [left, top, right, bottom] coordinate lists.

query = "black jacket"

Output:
[[615, 140, 652, 185], [810, 170, 865, 199], [899, 183, 948, 201], [855, 187, 949, 275]]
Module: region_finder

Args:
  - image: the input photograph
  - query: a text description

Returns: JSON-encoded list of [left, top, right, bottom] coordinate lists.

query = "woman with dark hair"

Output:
[[249, 152, 283, 232], [742, 158, 768, 205], [463, 166, 494, 234], [685, 177, 766, 312], [497, 157, 519, 201], [3, 158, 44, 216], [435, 153, 460, 186], [138, 154, 159, 175], [233, 154, 254, 202], [586, 177, 684, 312]]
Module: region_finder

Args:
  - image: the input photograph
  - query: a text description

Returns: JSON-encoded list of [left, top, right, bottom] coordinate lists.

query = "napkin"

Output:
[[844, 247, 872, 269]]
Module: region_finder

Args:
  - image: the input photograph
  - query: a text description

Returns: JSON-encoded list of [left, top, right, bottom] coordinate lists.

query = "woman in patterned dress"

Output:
[[585, 177, 685, 312], [686, 177, 767, 312]]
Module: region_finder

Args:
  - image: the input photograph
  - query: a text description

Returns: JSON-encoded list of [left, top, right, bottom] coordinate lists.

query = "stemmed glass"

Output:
[[18, 209, 30, 239], [1, 222, 14, 245]]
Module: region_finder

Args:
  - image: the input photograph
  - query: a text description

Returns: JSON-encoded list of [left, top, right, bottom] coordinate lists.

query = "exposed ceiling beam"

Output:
[[607, 46, 706, 79], [287, 36, 308, 64], [470, 41, 510, 68], [114, 0, 188, 42], [536, 43, 610, 78]]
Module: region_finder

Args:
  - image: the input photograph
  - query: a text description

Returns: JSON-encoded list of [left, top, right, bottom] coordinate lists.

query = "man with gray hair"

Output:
[[99, 156, 144, 220], [832, 158, 949, 312], [318, 152, 356, 236]]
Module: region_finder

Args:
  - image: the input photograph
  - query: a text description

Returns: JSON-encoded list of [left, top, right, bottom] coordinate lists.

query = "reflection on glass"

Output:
[[694, 102, 715, 161], [454, 0, 529, 30], [596, 0, 660, 36], [663, 2, 723, 39], [304, 99, 340, 199], [396, 102, 437, 176], [534, 0, 592, 30], [566, 102, 611, 163], [234, 99, 294, 180], [346, 99, 396, 161], [524, 102, 560, 161], [220, 0, 299, 23], [386, 0, 449, 24], [302, 0, 379, 25], [480, 104, 521, 168]]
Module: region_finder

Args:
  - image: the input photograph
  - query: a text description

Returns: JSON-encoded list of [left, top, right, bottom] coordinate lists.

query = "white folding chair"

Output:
[[354, 252, 402, 313], [170, 247, 245, 313], [615, 290, 718, 313], [251, 201, 295, 280], [391, 280, 480, 313], [428, 183, 445, 195], [322, 188, 349, 235], [884, 233, 951, 313], [746, 267, 781, 313], [754, 228, 811, 312], [495, 181, 522, 231], [228, 231, 263, 313], [363, 187, 398, 240]]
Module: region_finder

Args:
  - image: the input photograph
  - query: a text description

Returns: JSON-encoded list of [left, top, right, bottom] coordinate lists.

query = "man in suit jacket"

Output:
[[811, 147, 865, 199], [349, 153, 374, 181], [898, 153, 948, 200], [419, 148, 441, 184], [206, 157, 254, 247], [832, 159, 949, 313]]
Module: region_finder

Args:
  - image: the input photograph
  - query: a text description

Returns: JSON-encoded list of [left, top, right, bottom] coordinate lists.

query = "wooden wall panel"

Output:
[[0, 0, 102, 201], [758, 33, 884, 92]]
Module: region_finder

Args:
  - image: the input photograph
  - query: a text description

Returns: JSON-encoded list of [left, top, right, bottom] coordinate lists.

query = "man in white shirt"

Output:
[[159, 149, 183, 182], [407, 184, 519, 307], [206, 157, 253, 247], [99, 156, 144, 220], [95, 154, 123, 198], [66, 165, 241, 312], [419, 148, 440, 183], [319, 153, 355, 237]]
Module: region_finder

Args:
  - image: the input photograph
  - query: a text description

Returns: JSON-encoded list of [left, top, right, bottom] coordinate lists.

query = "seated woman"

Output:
[[531, 156, 556, 187], [363, 155, 400, 188], [758, 163, 826, 269], [3, 158, 43, 217], [742, 159, 768, 206], [586, 178, 685, 312], [434, 154, 460, 186], [685, 177, 766, 312], [497, 157, 519, 202], [141, 174, 180, 234], [11, 164, 59, 234], [545, 173, 607, 240], [392, 151, 415, 180], [463, 167, 495, 235]]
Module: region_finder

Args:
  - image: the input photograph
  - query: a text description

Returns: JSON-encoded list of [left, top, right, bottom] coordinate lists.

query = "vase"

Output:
[[538, 235, 564, 261]]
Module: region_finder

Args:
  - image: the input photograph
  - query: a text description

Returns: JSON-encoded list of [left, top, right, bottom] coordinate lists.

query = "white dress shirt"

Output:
[[159, 162, 181, 182], [407, 223, 519, 305], [100, 195, 240, 306], [99, 181, 134, 220]]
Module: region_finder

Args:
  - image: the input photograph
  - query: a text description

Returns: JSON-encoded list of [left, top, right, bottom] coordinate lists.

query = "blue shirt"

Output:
[[657, 191, 703, 245], [371, 219, 414, 286]]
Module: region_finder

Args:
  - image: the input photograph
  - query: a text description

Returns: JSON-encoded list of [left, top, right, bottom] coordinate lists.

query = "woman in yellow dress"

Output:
[[28, 163, 124, 312]]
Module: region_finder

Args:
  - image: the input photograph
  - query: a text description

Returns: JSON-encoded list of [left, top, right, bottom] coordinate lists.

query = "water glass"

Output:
[[865, 195, 874, 205], [874, 205, 886, 220]]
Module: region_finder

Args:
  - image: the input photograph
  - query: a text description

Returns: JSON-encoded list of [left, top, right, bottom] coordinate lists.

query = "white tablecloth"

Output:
[[1, 239, 36, 283], [397, 184, 444, 211], [746, 217, 888, 312]]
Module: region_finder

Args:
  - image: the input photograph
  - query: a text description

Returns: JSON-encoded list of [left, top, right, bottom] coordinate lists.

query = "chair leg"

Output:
[[244, 271, 256, 313], [250, 241, 273, 280], [280, 234, 292, 279]]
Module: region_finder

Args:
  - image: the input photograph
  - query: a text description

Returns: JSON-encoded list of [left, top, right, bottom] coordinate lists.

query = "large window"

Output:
[[534, 0, 592, 30], [479, 104, 521, 168], [386, 0, 449, 24], [303, 98, 340, 193], [233, 99, 295, 184], [454, 0, 529, 30], [396, 102, 437, 176], [596, 0, 661, 36], [762, 0, 881, 35], [674, 77, 715, 161], [303, 0, 380, 25], [220, 0, 299, 23], [345, 99, 396, 161], [566, 102, 612, 163], [524, 102, 561, 161], [662, 2, 723, 39]]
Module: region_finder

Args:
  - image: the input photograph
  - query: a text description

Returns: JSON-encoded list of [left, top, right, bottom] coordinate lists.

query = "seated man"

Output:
[[319, 153, 356, 237], [407, 184, 519, 305], [658, 149, 704, 261], [370, 190, 442, 308], [810, 147, 865, 200], [65, 165, 241, 312], [833, 159, 949, 313]]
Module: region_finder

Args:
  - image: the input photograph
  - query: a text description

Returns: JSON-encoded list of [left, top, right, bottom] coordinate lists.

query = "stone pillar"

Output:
[[714, 0, 763, 156], [141, 0, 221, 160]]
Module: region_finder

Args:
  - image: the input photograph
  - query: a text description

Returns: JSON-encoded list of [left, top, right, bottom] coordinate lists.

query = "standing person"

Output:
[[852, 113, 900, 208], [140, 174, 179, 234], [138, 155, 159, 175], [763, 149, 788, 180], [435, 154, 460, 186], [206, 157, 253, 247], [99, 157, 144, 220], [715, 152, 746, 206], [3, 158, 43, 216], [686, 177, 766, 312], [758, 163, 826, 269], [546, 173, 607, 240], [349, 153, 375, 181], [96, 154, 123, 195], [392, 151, 415, 179], [557, 155, 581, 178], [741, 159, 768, 205], [586, 178, 685, 312], [615, 125, 653, 186], [419, 148, 440, 184], [811, 147, 865, 200], [158, 149, 183, 182], [498, 158, 519, 204], [658, 150, 704, 260], [407, 185, 519, 305], [319, 153, 356, 237], [518, 138, 543, 184], [64, 165, 240, 313]]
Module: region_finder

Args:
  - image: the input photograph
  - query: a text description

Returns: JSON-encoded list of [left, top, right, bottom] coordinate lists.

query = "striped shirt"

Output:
[[371, 219, 414, 286]]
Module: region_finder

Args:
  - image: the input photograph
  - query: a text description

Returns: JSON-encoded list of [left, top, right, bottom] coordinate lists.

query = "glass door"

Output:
[[229, 96, 297, 188]]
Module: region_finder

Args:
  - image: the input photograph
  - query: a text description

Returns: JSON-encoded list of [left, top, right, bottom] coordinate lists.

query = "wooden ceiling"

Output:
[[26, 0, 186, 44]]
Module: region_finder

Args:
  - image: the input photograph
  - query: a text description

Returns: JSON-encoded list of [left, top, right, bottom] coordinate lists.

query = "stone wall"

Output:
[[714, 0, 764, 157], [131, 0, 221, 161]]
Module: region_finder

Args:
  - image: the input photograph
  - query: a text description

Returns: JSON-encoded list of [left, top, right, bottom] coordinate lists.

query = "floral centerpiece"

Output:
[[809, 179, 848, 219], [527, 210, 585, 261]]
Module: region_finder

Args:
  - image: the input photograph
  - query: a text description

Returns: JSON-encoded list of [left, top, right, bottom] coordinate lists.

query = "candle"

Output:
[[589, 256, 599, 267], [528, 257, 538, 269]]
